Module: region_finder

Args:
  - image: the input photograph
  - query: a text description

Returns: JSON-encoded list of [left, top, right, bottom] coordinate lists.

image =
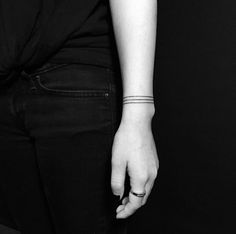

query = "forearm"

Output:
[[109, 0, 157, 124]]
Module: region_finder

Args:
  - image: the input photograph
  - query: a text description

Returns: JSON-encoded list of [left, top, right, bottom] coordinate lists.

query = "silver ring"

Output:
[[130, 190, 146, 198]]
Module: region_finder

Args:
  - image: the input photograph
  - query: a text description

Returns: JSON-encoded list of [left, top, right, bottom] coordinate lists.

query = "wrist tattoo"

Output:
[[123, 95, 154, 104]]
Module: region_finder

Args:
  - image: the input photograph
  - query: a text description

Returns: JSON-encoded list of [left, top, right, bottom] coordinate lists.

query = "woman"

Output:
[[0, 0, 158, 233]]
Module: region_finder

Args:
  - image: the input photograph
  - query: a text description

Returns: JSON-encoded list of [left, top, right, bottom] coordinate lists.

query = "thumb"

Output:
[[111, 160, 126, 199]]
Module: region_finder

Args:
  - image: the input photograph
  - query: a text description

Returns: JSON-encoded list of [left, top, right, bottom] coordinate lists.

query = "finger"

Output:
[[122, 196, 129, 205], [116, 196, 129, 213], [116, 204, 125, 213], [141, 169, 158, 205], [116, 192, 144, 219], [116, 175, 148, 218], [141, 178, 155, 206], [111, 159, 126, 199]]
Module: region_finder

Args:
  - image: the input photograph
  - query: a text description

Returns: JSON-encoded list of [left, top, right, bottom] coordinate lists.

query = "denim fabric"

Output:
[[0, 63, 127, 234]]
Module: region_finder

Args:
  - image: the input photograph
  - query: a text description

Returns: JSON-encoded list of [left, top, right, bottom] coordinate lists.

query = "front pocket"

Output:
[[35, 75, 110, 97], [32, 64, 112, 98]]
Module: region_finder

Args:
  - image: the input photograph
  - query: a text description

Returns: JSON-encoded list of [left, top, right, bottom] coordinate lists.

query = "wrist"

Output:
[[121, 102, 155, 126]]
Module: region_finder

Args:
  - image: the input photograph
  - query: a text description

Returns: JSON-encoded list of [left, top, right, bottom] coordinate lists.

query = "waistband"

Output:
[[0, 62, 118, 88], [0, 63, 69, 86]]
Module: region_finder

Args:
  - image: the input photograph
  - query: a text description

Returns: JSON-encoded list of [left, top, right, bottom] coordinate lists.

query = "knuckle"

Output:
[[111, 160, 119, 167], [150, 169, 158, 179], [111, 181, 123, 190], [111, 160, 124, 169], [137, 173, 149, 182]]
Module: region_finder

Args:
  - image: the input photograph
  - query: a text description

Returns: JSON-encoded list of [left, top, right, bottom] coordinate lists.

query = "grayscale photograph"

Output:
[[0, 0, 235, 234]]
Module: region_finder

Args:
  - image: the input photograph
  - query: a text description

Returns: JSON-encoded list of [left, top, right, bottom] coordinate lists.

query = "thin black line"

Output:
[[123, 101, 154, 104], [123, 98, 154, 101], [123, 95, 153, 98], [123, 99, 154, 101], [123, 100, 154, 102]]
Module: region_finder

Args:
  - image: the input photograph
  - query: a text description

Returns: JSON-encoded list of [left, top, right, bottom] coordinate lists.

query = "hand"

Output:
[[110, 119, 159, 219]]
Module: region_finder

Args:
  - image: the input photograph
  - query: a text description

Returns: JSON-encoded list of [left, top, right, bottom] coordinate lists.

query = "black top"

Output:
[[0, 0, 118, 84]]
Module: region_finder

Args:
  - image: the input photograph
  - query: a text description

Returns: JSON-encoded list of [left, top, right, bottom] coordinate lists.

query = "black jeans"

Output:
[[0, 63, 127, 234]]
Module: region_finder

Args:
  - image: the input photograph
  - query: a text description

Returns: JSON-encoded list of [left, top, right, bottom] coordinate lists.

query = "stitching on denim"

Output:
[[34, 76, 109, 97]]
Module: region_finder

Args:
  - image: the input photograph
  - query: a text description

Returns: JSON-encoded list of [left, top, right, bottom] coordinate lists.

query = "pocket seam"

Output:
[[34, 75, 110, 97]]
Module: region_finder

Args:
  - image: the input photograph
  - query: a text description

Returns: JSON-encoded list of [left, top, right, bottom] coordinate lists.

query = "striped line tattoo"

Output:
[[123, 95, 154, 104]]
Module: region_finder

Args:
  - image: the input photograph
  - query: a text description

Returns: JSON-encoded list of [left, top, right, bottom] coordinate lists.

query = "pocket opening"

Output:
[[34, 75, 110, 98]]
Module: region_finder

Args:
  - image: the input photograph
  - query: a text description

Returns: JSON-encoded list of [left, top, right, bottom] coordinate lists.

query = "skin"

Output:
[[109, 0, 159, 219]]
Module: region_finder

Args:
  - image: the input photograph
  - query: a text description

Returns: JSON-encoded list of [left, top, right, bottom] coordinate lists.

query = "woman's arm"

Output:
[[109, 0, 159, 219], [109, 0, 157, 122]]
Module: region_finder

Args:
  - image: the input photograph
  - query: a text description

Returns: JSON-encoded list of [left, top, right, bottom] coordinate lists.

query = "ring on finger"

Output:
[[129, 190, 146, 198]]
